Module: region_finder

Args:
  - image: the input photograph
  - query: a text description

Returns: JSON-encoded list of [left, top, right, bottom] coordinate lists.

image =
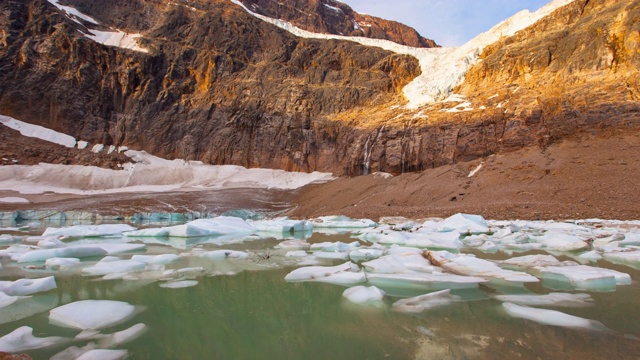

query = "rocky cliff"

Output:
[[234, 0, 438, 48], [0, 0, 638, 176]]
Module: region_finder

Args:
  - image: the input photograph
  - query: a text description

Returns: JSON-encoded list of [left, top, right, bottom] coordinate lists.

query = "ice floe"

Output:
[[43, 224, 137, 237], [491, 292, 594, 307], [0, 276, 57, 296], [285, 262, 366, 286], [125, 217, 255, 238], [159, 280, 198, 289], [200, 250, 250, 260], [391, 289, 460, 314], [49, 300, 137, 330], [311, 216, 376, 228], [82, 259, 146, 276], [342, 286, 385, 306], [502, 303, 608, 331], [0, 291, 30, 308], [426, 251, 539, 283], [0, 326, 65, 352]]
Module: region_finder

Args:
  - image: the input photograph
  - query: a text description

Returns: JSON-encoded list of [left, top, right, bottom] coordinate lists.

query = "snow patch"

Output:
[[0, 115, 76, 148]]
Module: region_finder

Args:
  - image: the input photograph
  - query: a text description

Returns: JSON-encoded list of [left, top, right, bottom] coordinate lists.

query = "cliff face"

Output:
[[0, 0, 419, 172], [235, 0, 438, 48], [0, 0, 638, 176]]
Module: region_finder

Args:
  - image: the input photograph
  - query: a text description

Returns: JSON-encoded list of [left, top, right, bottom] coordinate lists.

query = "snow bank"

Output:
[[0, 115, 76, 148], [0, 147, 334, 195]]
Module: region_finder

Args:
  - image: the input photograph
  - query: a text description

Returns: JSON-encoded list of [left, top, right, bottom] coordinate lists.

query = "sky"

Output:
[[342, 0, 552, 47]]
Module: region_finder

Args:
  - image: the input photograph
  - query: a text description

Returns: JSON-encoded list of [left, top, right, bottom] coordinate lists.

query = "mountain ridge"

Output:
[[0, 0, 638, 177]]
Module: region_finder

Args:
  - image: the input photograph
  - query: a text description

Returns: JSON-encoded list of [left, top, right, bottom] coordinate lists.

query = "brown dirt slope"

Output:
[[287, 131, 640, 220]]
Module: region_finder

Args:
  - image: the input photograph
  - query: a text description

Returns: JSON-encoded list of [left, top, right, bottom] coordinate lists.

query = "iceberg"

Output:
[[77, 349, 128, 360], [0, 326, 65, 352], [540, 265, 631, 291], [391, 289, 460, 314], [311, 216, 376, 228], [43, 224, 136, 237], [502, 302, 608, 331], [0, 276, 56, 296], [603, 250, 640, 269], [366, 273, 486, 291], [82, 259, 146, 276], [310, 241, 361, 252], [131, 254, 180, 265], [17, 247, 108, 263], [342, 286, 386, 306], [0, 291, 30, 308], [436, 214, 490, 234], [275, 240, 311, 249], [349, 248, 385, 262], [362, 253, 437, 274], [44, 258, 81, 268], [49, 300, 137, 330], [125, 217, 256, 238], [159, 280, 198, 289], [284, 262, 366, 285], [249, 218, 313, 233], [492, 292, 594, 307], [426, 251, 539, 283]]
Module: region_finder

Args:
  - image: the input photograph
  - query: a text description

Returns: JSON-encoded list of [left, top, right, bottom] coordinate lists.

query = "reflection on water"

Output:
[[0, 233, 639, 359]]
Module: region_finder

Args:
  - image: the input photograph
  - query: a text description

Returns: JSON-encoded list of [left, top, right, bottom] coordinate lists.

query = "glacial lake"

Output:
[[0, 216, 639, 359]]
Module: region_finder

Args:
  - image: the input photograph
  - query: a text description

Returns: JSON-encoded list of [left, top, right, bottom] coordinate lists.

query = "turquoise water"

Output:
[[0, 227, 639, 359]]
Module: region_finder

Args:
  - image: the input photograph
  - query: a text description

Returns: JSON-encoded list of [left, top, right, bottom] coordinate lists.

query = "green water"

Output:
[[1, 234, 640, 359]]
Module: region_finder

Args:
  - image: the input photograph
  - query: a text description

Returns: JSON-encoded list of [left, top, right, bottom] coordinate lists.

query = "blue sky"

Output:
[[342, 0, 551, 46]]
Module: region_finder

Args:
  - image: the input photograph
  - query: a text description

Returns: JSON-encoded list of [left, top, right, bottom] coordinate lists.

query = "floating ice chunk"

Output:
[[362, 253, 437, 274], [125, 217, 255, 238], [311, 216, 376, 228], [159, 280, 198, 289], [540, 265, 631, 290], [311, 241, 361, 252], [77, 349, 128, 360], [437, 214, 490, 234], [578, 251, 602, 262], [275, 240, 310, 249], [378, 231, 463, 250], [131, 254, 180, 265], [200, 250, 249, 260], [0, 291, 30, 308], [499, 254, 573, 269], [285, 262, 366, 285], [82, 259, 146, 276], [603, 250, 640, 269], [37, 237, 66, 248], [76, 243, 146, 254], [0, 276, 56, 296], [17, 247, 108, 263], [427, 251, 539, 283], [502, 303, 608, 331], [312, 251, 349, 260], [386, 246, 422, 255], [43, 224, 136, 237], [530, 232, 589, 252], [392, 289, 460, 314], [0, 326, 65, 352], [45, 257, 81, 267], [49, 300, 136, 330], [492, 292, 594, 307], [366, 273, 486, 291], [349, 248, 384, 261], [249, 218, 313, 233], [342, 286, 385, 306], [100, 323, 147, 348], [0, 295, 59, 325]]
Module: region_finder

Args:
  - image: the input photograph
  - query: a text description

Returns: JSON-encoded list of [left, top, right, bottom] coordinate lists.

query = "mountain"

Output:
[[0, 0, 638, 176]]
